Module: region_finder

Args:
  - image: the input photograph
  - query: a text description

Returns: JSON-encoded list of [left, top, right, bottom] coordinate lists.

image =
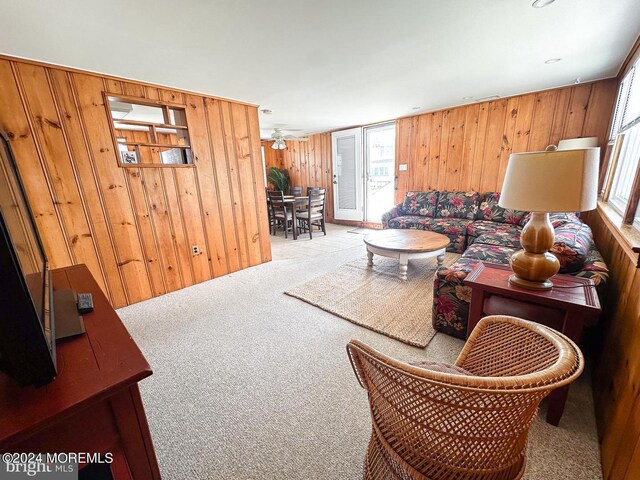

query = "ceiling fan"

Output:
[[270, 128, 308, 150]]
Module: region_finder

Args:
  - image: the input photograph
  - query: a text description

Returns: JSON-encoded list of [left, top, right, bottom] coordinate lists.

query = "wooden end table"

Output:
[[364, 229, 450, 280], [465, 262, 601, 426]]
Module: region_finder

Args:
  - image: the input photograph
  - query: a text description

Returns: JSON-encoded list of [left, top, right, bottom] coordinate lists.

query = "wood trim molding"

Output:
[[595, 202, 640, 262], [618, 34, 640, 78]]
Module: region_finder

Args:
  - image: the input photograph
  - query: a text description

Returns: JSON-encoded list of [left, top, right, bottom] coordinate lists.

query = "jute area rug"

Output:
[[285, 253, 460, 348]]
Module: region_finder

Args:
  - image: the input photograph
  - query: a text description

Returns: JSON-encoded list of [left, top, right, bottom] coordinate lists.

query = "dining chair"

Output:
[[289, 186, 303, 197], [307, 186, 322, 195], [267, 190, 297, 239], [296, 190, 326, 239], [265, 187, 277, 234], [347, 315, 584, 480]]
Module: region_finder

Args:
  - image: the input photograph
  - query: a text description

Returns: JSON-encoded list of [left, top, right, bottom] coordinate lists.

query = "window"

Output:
[[604, 60, 640, 226], [607, 125, 640, 215], [106, 95, 193, 167]]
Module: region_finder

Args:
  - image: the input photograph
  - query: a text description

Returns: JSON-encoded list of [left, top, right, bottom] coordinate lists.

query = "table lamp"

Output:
[[498, 145, 599, 290]]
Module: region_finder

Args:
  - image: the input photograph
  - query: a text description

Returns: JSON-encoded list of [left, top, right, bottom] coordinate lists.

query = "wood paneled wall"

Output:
[[395, 79, 618, 202], [262, 134, 334, 221], [585, 209, 640, 480], [0, 55, 271, 308]]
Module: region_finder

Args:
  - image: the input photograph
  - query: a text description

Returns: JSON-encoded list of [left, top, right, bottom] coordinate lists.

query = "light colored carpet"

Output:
[[347, 227, 379, 234], [117, 224, 603, 480], [285, 253, 458, 347]]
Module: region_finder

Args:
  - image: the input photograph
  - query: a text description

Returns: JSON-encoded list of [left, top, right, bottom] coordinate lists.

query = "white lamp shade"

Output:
[[498, 147, 600, 212], [557, 137, 599, 150]]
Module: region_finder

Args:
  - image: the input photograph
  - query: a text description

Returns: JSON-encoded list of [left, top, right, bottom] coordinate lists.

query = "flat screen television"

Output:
[[0, 129, 56, 386]]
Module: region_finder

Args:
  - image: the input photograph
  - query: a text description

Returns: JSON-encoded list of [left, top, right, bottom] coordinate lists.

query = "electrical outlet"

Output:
[[192, 245, 200, 256]]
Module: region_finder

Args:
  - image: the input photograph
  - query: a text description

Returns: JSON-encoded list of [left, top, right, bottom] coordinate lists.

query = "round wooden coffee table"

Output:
[[364, 229, 450, 281]]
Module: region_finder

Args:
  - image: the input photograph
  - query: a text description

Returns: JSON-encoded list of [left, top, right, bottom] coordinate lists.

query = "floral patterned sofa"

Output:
[[381, 191, 609, 339]]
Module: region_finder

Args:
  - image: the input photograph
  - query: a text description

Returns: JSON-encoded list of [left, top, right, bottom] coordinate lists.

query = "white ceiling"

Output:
[[1, 0, 639, 139]]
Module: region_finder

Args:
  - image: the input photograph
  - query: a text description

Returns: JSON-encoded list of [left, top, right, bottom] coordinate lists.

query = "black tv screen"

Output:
[[0, 130, 56, 386]]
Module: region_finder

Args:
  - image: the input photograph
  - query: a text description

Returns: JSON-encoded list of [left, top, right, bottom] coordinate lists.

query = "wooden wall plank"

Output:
[[563, 84, 593, 139], [220, 101, 249, 270], [162, 169, 195, 287], [444, 108, 465, 191], [0, 60, 72, 268], [123, 167, 166, 297], [247, 107, 272, 262], [140, 168, 183, 292], [174, 168, 211, 283], [206, 99, 241, 273], [480, 99, 508, 193], [184, 94, 228, 278], [230, 103, 262, 266], [15, 63, 105, 292], [47, 69, 128, 307]]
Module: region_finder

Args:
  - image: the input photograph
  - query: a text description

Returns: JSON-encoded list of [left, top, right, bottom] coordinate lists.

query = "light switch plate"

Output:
[[399, 164, 408, 171]]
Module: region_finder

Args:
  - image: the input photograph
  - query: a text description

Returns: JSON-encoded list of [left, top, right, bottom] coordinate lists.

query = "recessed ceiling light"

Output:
[[462, 96, 473, 100], [532, 0, 556, 7], [412, 107, 421, 110], [545, 58, 562, 64], [260, 109, 273, 115]]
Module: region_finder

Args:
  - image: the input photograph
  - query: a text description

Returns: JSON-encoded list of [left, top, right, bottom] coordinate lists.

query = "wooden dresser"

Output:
[[0, 265, 161, 479]]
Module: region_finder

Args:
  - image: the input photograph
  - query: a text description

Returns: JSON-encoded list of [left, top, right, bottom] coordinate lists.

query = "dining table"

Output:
[[270, 195, 308, 240]]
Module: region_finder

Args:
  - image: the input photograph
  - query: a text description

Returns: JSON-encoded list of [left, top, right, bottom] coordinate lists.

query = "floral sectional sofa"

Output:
[[381, 191, 609, 339]]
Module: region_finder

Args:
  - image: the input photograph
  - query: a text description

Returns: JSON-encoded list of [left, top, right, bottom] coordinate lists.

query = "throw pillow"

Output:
[[477, 192, 528, 225], [401, 191, 439, 217], [436, 191, 480, 219]]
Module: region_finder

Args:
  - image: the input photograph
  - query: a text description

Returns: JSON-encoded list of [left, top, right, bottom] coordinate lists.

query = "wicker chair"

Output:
[[346, 315, 584, 480]]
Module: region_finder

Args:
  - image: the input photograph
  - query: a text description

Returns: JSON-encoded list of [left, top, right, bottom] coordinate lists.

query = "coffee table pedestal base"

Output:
[[366, 246, 445, 281]]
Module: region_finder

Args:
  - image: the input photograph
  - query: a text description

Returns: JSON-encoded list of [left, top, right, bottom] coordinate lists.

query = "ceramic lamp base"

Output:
[[508, 212, 560, 290], [508, 274, 554, 291]]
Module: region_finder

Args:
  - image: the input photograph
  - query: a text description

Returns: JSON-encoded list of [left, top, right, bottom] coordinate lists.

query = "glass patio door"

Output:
[[332, 128, 364, 221], [364, 123, 396, 223]]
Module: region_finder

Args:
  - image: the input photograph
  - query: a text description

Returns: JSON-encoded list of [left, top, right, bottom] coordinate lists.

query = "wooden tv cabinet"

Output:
[[0, 265, 161, 479]]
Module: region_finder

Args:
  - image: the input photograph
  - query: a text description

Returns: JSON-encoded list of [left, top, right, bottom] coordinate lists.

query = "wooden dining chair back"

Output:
[[346, 315, 584, 480], [297, 190, 326, 239], [307, 186, 323, 195], [289, 186, 303, 197], [266, 187, 276, 234], [267, 190, 296, 239]]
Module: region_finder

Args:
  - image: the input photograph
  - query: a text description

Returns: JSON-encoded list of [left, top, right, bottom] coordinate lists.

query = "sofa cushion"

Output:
[[518, 212, 580, 228], [433, 257, 482, 338], [386, 215, 430, 230], [473, 231, 521, 249], [436, 191, 480, 220], [551, 221, 594, 273], [401, 191, 439, 217], [460, 242, 518, 265], [467, 220, 522, 243], [477, 192, 528, 225], [574, 246, 609, 287], [424, 218, 473, 253]]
